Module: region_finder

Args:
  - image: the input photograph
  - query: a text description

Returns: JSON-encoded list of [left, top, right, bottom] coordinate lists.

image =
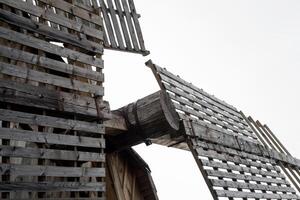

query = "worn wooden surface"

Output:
[[106, 149, 158, 200], [146, 60, 258, 143], [99, 0, 149, 55], [106, 90, 180, 152], [0, 0, 106, 198]]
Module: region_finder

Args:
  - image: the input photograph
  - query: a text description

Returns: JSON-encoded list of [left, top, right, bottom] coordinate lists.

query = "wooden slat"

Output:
[[168, 92, 250, 133], [196, 148, 280, 172], [0, 45, 103, 81], [0, 0, 103, 40], [113, 0, 132, 50], [0, 145, 105, 162], [38, 0, 103, 26], [0, 127, 105, 148], [0, 164, 105, 177], [206, 169, 289, 185], [106, 0, 125, 49], [0, 26, 103, 68], [155, 65, 239, 115], [100, 0, 117, 48], [120, 0, 139, 50], [201, 159, 284, 178], [0, 80, 112, 119], [0, 109, 104, 134], [172, 101, 253, 138], [0, 61, 104, 96], [0, 8, 103, 54], [0, 181, 105, 192], [215, 190, 299, 199], [211, 179, 296, 193], [194, 139, 276, 165], [127, 0, 146, 51]]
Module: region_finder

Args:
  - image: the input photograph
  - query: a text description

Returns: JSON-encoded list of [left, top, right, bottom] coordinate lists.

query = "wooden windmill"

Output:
[[0, 0, 299, 199]]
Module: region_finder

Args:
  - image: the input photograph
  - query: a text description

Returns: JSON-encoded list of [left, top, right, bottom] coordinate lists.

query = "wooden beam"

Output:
[[106, 90, 180, 151]]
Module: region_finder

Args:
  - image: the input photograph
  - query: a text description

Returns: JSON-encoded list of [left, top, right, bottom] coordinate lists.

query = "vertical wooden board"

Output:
[[99, 0, 149, 55]]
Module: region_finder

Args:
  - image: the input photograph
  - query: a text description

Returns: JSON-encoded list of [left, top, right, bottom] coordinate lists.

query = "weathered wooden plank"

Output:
[[201, 159, 284, 178], [106, 0, 125, 49], [190, 121, 300, 168], [211, 179, 296, 193], [120, 0, 139, 51], [0, 80, 111, 118], [0, 145, 105, 162], [168, 92, 251, 133], [153, 63, 239, 114], [100, 0, 117, 48], [0, 181, 105, 192], [0, 61, 104, 96], [196, 148, 280, 172], [161, 73, 242, 120], [0, 9, 103, 54], [113, 0, 132, 50], [173, 102, 253, 138], [0, 0, 103, 40], [216, 190, 299, 199], [206, 170, 289, 185], [127, 0, 146, 51], [0, 164, 105, 177], [0, 127, 105, 148], [0, 109, 104, 134], [38, 0, 103, 26], [0, 26, 103, 67], [0, 45, 103, 81], [194, 139, 276, 165]]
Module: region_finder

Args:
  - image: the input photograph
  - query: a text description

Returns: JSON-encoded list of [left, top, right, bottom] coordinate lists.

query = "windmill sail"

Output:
[[99, 0, 149, 55], [146, 60, 300, 200]]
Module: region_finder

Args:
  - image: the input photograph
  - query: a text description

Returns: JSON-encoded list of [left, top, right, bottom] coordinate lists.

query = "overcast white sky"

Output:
[[103, 1, 300, 199]]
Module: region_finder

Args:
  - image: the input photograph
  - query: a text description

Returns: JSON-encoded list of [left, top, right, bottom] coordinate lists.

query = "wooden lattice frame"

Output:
[[147, 60, 300, 200], [99, 0, 149, 55], [0, 0, 107, 199]]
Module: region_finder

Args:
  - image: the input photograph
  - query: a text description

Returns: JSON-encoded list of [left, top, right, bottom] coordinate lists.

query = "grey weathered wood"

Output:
[[206, 169, 289, 185], [0, 181, 105, 192], [38, 0, 103, 26], [106, 0, 125, 49], [168, 92, 252, 133], [113, 0, 132, 50], [211, 179, 296, 193], [0, 0, 103, 40], [100, 0, 117, 48], [150, 61, 239, 115], [0, 26, 103, 67], [120, 0, 139, 51], [107, 91, 180, 151], [0, 9, 103, 54], [0, 109, 104, 134], [0, 45, 104, 81], [216, 190, 299, 199], [0, 80, 112, 118], [0, 145, 105, 162], [186, 120, 300, 168], [127, 0, 146, 51], [0, 61, 104, 96], [0, 127, 105, 148], [201, 159, 284, 178], [0, 164, 105, 177]]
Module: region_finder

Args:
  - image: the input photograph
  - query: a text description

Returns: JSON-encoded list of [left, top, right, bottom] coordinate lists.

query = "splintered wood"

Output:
[[0, 0, 107, 199], [147, 60, 300, 200], [99, 0, 149, 55]]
